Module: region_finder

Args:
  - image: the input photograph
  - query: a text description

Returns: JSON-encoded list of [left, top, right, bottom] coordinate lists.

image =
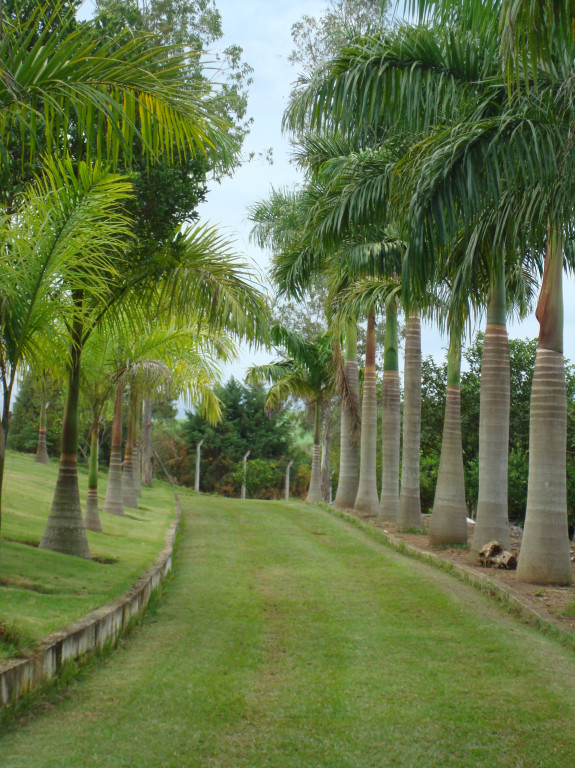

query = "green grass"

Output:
[[2, 495, 575, 766], [0, 450, 175, 660]]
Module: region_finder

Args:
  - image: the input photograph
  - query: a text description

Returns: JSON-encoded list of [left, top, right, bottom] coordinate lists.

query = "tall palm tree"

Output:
[[380, 296, 400, 522], [247, 326, 334, 503], [354, 309, 380, 513], [401, 0, 575, 581]]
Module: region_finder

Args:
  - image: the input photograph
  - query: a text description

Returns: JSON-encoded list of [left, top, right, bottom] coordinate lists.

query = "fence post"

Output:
[[285, 459, 294, 502], [195, 439, 204, 493], [241, 451, 250, 499]]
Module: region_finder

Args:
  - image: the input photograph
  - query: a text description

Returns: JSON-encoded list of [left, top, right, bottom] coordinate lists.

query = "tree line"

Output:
[[0, 0, 266, 560], [245, 0, 575, 586]]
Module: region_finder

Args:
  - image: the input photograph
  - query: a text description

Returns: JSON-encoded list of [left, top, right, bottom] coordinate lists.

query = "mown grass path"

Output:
[[3, 495, 575, 767]]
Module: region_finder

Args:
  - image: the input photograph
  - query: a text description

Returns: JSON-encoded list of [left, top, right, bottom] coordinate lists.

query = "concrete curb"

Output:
[[0, 494, 182, 710], [329, 506, 575, 647]]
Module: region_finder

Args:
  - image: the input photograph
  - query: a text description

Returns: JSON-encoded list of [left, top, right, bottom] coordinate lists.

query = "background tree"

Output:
[[183, 379, 299, 495]]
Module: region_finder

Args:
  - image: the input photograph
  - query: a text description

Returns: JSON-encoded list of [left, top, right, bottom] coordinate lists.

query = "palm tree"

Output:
[[0, 1, 230, 178], [247, 326, 334, 503], [354, 309, 380, 513], [40, 213, 266, 557], [97, 320, 232, 518], [379, 296, 400, 522], [284, 4, 534, 553], [0, 159, 132, 541]]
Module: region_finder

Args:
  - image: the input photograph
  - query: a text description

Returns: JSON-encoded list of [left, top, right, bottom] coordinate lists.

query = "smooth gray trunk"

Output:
[[306, 444, 323, 502]]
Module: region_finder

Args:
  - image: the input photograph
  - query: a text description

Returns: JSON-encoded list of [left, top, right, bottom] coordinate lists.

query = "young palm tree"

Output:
[[98, 321, 232, 518], [0, 159, 132, 541], [247, 326, 334, 503], [40, 212, 266, 557]]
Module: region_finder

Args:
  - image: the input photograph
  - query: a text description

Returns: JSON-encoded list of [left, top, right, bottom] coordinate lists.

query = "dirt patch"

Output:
[[348, 511, 575, 633]]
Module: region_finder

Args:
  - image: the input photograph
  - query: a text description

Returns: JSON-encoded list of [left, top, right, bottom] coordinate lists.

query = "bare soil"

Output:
[[348, 511, 575, 633]]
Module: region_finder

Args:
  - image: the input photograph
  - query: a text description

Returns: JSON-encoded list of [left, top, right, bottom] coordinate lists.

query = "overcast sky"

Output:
[[81, 0, 575, 381]]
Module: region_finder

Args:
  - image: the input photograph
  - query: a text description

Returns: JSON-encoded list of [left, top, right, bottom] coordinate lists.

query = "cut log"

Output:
[[478, 540, 517, 570]]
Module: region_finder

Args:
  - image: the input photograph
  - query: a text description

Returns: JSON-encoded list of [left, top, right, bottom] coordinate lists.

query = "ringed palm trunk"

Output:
[[84, 420, 102, 533], [334, 322, 360, 510], [428, 331, 467, 545], [517, 228, 572, 585], [471, 266, 511, 552], [141, 396, 153, 487], [379, 298, 400, 522], [306, 398, 323, 503], [398, 312, 422, 530], [354, 311, 379, 514], [40, 316, 91, 558], [122, 389, 139, 509], [35, 386, 49, 464], [103, 381, 125, 516]]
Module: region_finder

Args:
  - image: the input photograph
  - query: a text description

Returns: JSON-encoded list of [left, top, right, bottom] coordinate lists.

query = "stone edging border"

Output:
[[0, 493, 182, 710], [328, 506, 575, 649]]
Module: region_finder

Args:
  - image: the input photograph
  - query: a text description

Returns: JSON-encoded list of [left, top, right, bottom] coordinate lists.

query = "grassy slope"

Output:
[[0, 451, 175, 659], [2, 494, 575, 767]]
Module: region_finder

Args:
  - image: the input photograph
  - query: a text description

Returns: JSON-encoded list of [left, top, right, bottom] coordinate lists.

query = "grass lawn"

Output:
[[0, 451, 176, 660], [2, 494, 575, 766]]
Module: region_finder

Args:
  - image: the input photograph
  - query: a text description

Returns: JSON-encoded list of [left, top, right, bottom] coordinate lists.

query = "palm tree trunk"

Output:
[[0, 374, 14, 536], [429, 331, 467, 544], [133, 442, 142, 497], [354, 311, 379, 514], [471, 267, 511, 552], [306, 399, 323, 503], [103, 381, 125, 516], [35, 381, 49, 464], [320, 401, 332, 503], [398, 312, 422, 530], [122, 388, 139, 509], [379, 298, 400, 522], [39, 318, 91, 559], [0, 416, 6, 537], [517, 228, 572, 584], [141, 396, 153, 487], [334, 322, 360, 510], [84, 420, 102, 533]]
